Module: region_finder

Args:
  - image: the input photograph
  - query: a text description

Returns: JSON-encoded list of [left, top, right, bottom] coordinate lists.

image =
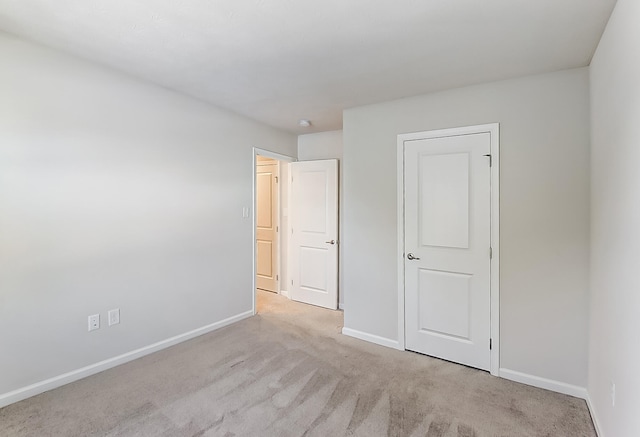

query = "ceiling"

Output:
[[0, 0, 616, 134]]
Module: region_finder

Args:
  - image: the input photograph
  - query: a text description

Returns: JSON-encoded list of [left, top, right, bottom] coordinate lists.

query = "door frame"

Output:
[[252, 147, 296, 315], [396, 123, 500, 376]]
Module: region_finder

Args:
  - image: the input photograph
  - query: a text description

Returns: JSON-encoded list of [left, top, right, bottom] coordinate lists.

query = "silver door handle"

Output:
[[406, 253, 420, 260], [325, 240, 336, 245]]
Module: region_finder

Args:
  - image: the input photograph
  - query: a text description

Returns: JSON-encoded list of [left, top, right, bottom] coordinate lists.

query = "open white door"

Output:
[[404, 130, 492, 371], [290, 159, 338, 310]]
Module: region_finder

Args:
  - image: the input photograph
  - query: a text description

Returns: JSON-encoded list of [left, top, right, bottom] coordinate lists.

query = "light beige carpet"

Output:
[[0, 291, 595, 436]]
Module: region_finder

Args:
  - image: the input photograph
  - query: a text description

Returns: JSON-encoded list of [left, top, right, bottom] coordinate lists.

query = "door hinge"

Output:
[[291, 279, 294, 286], [275, 176, 278, 183], [489, 338, 493, 350], [276, 226, 279, 232], [276, 274, 279, 281], [483, 154, 492, 167], [489, 247, 493, 259]]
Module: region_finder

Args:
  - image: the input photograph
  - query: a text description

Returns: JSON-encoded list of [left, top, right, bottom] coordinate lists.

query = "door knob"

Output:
[[325, 240, 336, 245], [406, 253, 420, 260]]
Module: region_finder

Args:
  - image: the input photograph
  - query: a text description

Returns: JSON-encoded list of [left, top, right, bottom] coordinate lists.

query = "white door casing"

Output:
[[398, 124, 500, 375], [290, 159, 339, 310], [256, 161, 278, 292]]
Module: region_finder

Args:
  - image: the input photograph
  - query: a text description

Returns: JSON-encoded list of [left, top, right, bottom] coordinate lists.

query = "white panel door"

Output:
[[290, 160, 338, 310], [404, 132, 491, 370], [256, 162, 278, 292]]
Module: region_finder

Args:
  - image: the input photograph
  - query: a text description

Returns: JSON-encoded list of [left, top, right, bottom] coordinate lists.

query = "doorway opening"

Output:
[[255, 155, 281, 294], [252, 148, 340, 315], [252, 148, 295, 315]]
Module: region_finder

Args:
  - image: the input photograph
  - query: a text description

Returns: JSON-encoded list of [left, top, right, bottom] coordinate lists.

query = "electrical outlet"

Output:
[[108, 309, 120, 326], [88, 314, 100, 332], [611, 381, 616, 407]]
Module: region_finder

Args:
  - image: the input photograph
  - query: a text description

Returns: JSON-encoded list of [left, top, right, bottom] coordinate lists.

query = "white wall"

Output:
[[298, 131, 343, 161], [0, 32, 296, 404], [589, 0, 640, 435], [343, 68, 590, 389], [297, 131, 344, 308]]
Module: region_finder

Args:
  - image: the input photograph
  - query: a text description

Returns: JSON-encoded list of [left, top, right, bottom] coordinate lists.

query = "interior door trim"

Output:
[[396, 123, 500, 376]]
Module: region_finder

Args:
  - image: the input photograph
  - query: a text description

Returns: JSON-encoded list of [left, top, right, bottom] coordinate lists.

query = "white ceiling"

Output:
[[0, 0, 616, 134]]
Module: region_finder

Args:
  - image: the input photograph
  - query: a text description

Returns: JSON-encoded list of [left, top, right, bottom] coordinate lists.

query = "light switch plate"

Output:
[[108, 308, 120, 326]]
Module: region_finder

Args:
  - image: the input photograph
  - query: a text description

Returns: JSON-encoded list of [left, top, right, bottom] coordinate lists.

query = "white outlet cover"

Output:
[[88, 314, 100, 332], [108, 309, 120, 326]]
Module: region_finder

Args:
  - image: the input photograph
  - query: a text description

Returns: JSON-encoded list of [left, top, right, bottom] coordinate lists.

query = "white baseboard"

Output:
[[0, 310, 253, 409], [499, 368, 588, 399], [586, 394, 603, 437], [341, 327, 402, 350], [279, 289, 290, 299], [338, 302, 344, 310]]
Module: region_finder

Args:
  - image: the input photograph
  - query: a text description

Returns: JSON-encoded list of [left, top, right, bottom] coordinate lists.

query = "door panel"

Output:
[[291, 160, 338, 310], [256, 240, 273, 277], [257, 173, 274, 228], [418, 269, 471, 340], [256, 162, 278, 292], [300, 247, 328, 291], [405, 132, 491, 371], [419, 153, 470, 248], [298, 171, 328, 233]]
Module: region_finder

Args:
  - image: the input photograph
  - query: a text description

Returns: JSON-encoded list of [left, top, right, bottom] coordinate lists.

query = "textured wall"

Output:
[[343, 68, 590, 387], [0, 32, 296, 400], [589, 0, 640, 434]]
